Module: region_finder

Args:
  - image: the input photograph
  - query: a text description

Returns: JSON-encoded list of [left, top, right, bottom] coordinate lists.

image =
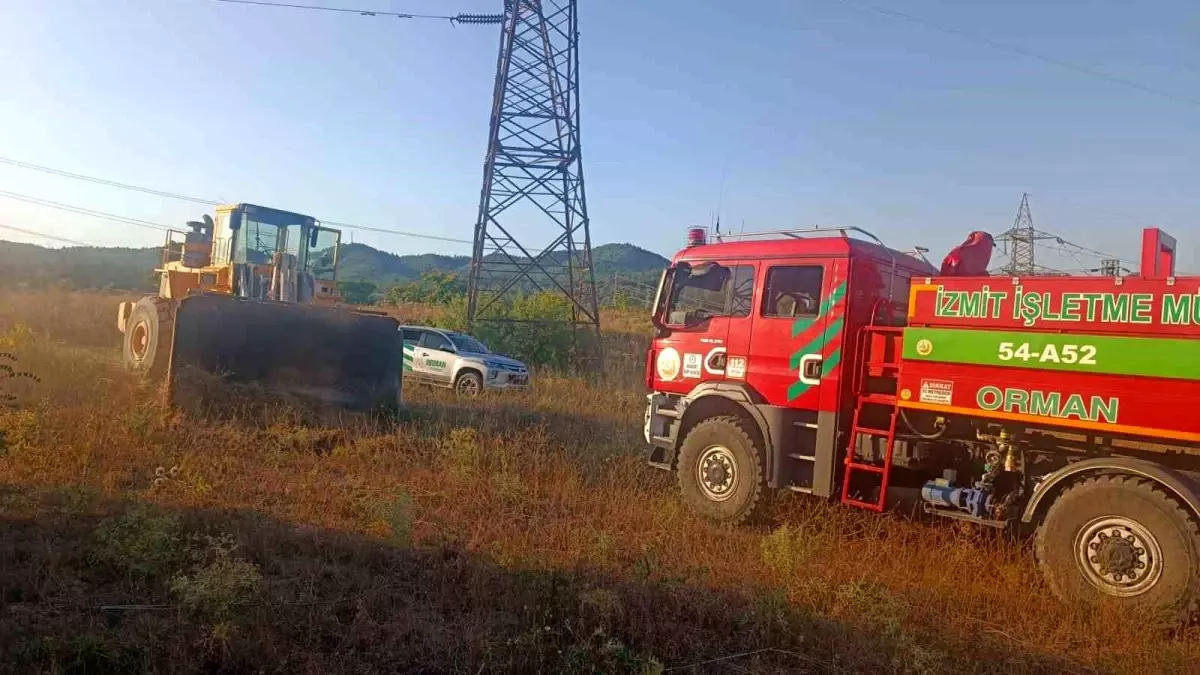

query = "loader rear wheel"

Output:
[[123, 298, 174, 378], [677, 415, 769, 525], [1036, 475, 1200, 624]]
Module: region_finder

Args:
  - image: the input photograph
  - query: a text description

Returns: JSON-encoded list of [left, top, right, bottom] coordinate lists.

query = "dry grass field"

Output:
[[0, 289, 1197, 673]]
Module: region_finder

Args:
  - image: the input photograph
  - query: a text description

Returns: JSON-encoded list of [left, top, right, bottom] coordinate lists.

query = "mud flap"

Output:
[[168, 294, 403, 415]]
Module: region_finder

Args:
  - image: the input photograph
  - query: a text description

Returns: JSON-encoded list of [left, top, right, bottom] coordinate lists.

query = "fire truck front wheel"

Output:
[[676, 415, 769, 525], [1036, 475, 1200, 623]]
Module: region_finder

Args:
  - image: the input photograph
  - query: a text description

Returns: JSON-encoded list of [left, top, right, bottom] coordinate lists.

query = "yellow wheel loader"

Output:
[[117, 203, 402, 413]]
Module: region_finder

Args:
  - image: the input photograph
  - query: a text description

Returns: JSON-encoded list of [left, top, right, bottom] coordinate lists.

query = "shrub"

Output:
[[372, 489, 415, 547], [338, 280, 378, 305], [441, 427, 481, 476], [760, 523, 822, 579], [0, 352, 40, 409], [561, 628, 662, 674], [0, 324, 35, 350], [91, 506, 184, 582], [170, 534, 262, 619], [0, 407, 39, 455], [436, 292, 580, 368]]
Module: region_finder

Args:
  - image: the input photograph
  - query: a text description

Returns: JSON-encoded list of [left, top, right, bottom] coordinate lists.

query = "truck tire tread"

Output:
[[123, 296, 174, 378], [1035, 474, 1200, 623], [676, 415, 769, 526]]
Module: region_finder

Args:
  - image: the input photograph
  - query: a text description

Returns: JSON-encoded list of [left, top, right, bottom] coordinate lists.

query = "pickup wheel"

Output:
[[1036, 475, 1200, 623], [676, 415, 768, 525], [454, 370, 483, 398]]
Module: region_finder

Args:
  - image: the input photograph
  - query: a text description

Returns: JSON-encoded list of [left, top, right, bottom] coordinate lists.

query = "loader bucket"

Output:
[[168, 294, 403, 416]]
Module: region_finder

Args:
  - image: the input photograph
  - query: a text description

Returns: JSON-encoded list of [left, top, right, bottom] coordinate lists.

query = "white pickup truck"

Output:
[[400, 325, 530, 396]]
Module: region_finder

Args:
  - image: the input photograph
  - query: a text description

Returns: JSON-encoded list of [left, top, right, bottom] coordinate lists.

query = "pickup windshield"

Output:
[[449, 334, 490, 354]]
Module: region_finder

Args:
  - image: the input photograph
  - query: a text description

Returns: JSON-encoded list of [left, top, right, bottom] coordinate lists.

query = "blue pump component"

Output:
[[921, 481, 994, 518]]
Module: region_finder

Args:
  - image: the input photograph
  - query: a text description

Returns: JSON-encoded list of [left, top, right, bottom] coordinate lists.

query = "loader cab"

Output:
[[211, 203, 342, 304]]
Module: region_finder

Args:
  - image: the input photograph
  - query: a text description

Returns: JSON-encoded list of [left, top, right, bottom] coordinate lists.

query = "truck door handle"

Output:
[[799, 354, 823, 385]]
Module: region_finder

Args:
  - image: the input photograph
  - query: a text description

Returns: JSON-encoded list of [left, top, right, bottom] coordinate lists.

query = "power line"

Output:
[[211, 0, 504, 24], [830, 0, 1200, 109], [1032, 237, 1136, 266], [0, 156, 218, 205], [320, 219, 470, 244], [0, 185, 473, 247], [0, 222, 93, 247], [0, 190, 174, 232], [0, 155, 471, 244], [1032, 191, 1184, 232], [1065, 243, 1135, 266], [1030, 240, 1136, 278]]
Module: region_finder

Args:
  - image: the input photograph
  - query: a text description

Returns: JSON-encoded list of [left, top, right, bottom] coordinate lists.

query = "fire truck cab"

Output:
[[645, 227, 935, 514]]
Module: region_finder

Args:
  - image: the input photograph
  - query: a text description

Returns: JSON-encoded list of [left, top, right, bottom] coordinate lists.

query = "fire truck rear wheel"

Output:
[[677, 415, 768, 525], [1035, 475, 1200, 623]]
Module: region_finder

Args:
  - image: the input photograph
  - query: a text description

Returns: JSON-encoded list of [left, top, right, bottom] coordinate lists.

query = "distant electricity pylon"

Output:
[[996, 193, 1058, 276], [466, 0, 601, 351], [1099, 258, 1122, 277]]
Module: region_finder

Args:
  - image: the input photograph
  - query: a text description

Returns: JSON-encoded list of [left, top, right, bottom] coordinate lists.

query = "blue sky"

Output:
[[0, 0, 1197, 271]]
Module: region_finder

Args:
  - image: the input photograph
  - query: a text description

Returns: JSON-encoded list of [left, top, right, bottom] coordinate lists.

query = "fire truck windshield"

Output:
[[661, 262, 754, 327]]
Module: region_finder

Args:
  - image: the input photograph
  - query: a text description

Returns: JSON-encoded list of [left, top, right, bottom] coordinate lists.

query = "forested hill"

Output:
[[336, 241, 669, 286], [0, 240, 669, 291], [0, 242, 160, 291]]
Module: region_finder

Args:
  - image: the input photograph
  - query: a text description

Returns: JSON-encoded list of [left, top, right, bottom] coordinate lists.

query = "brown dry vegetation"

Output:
[[0, 289, 1196, 674]]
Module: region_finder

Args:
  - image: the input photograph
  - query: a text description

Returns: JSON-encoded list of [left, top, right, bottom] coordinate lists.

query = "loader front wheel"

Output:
[[123, 298, 174, 378], [677, 415, 769, 525]]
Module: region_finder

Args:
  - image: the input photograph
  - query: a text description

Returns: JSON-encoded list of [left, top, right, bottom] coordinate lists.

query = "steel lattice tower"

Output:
[[467, 0, 600, 348], [997, 193, 1057, 275]]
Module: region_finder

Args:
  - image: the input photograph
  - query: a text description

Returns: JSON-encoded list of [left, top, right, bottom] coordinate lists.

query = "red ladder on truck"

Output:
[[841, 326, 905, 512]]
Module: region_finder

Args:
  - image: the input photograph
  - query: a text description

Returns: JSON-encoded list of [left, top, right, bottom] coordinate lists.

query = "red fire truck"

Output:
[[644, 226, 1200, 620]]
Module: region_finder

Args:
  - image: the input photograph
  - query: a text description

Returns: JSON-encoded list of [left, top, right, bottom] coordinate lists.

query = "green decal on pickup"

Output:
[[402, 343, 415, 372], [425, 359, 447, 370], [904, 327, 1200, 381]]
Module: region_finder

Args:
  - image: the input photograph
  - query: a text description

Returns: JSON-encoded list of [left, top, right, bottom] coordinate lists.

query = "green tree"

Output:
[[338, 280, 378, 305], [612, 288, 636, 310], [385, 270, 465, 305], [436, 292, 577, 369]]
